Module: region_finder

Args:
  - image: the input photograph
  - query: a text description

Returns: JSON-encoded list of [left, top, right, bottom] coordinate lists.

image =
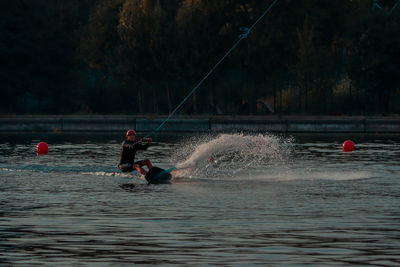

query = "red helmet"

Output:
[[126, 130, 136, 136]]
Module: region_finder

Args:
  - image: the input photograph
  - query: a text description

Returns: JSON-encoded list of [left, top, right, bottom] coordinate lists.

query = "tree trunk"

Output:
[[349, 80, 352, 115], [193, 91, 197, 114], [384, 90, 390, 113], [138, 88, 144, 113], [166, 81, 172, 114], [298, 85, 302, 112], [153, 87, 158, 113], [273, 86, 276, 114], [305, 83, 308, 113], [279, 86, 283, 114]]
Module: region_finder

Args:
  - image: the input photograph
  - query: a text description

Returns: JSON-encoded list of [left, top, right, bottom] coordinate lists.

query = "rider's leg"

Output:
[[141, 159, 153, 170], [133, 164, 147, 175]]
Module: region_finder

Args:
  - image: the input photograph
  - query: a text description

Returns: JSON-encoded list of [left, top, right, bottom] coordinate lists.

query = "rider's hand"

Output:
[[142, 138, 152, 143]]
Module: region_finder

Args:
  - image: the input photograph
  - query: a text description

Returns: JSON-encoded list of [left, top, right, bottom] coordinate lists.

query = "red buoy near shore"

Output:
[[37, 142, 49, 155], [342, 140, 355, 152]]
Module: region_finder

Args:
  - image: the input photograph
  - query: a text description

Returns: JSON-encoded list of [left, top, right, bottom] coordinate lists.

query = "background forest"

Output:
[[1, 0, 399, 115]]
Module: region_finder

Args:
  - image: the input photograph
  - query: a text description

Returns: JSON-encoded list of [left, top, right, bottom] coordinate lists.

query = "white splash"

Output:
[[173, 133, 293, 178]]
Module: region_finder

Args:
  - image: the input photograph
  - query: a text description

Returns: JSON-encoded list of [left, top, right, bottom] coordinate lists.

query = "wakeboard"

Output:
[[145, 166, 173, 184]]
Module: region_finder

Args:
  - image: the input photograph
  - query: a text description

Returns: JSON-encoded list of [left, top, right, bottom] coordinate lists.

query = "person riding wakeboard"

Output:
[[118, 130, 153, 175]]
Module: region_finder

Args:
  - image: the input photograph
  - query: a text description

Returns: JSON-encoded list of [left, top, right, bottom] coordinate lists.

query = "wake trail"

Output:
[[0, 164, 134, 178]]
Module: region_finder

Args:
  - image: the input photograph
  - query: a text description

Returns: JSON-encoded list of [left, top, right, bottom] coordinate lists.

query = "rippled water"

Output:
[[1, 133, 399, 265]]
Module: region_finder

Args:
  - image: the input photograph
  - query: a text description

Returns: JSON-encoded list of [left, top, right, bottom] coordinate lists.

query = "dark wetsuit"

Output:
[[118, 140, 149, 172]]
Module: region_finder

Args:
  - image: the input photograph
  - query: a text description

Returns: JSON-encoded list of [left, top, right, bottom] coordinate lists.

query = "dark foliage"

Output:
[[1, 0, 399, 115]]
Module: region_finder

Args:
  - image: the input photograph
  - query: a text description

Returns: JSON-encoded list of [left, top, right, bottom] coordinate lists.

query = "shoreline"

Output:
[[0, 115, 399, 133]]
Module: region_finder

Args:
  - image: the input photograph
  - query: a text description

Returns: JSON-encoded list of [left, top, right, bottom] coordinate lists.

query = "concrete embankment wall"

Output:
[[0, 116, 399, 133]]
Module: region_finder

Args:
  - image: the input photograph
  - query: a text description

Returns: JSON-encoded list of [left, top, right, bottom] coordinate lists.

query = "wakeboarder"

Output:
[[118, 130, 153, 175]]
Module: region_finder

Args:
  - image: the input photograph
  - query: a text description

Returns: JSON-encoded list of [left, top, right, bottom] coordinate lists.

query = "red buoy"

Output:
[[342, 140, 355, 152], [37, 142, 49, 155]]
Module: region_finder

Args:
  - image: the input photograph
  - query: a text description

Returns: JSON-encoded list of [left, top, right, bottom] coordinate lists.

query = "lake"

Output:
[[1, 133, 399, 265]]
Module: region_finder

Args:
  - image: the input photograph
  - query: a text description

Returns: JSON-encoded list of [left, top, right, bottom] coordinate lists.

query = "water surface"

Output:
[[1, 133, 399, 265]]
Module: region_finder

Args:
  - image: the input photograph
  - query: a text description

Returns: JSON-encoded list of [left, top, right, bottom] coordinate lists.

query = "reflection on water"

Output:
[[0, 133, 399, 265]]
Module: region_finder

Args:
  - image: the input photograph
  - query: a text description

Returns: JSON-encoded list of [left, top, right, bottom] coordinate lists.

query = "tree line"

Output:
[[1, 0, 399, 115]]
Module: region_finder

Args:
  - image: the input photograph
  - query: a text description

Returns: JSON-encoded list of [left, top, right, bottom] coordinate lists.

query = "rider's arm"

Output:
[[135, 138, 152, 150]]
